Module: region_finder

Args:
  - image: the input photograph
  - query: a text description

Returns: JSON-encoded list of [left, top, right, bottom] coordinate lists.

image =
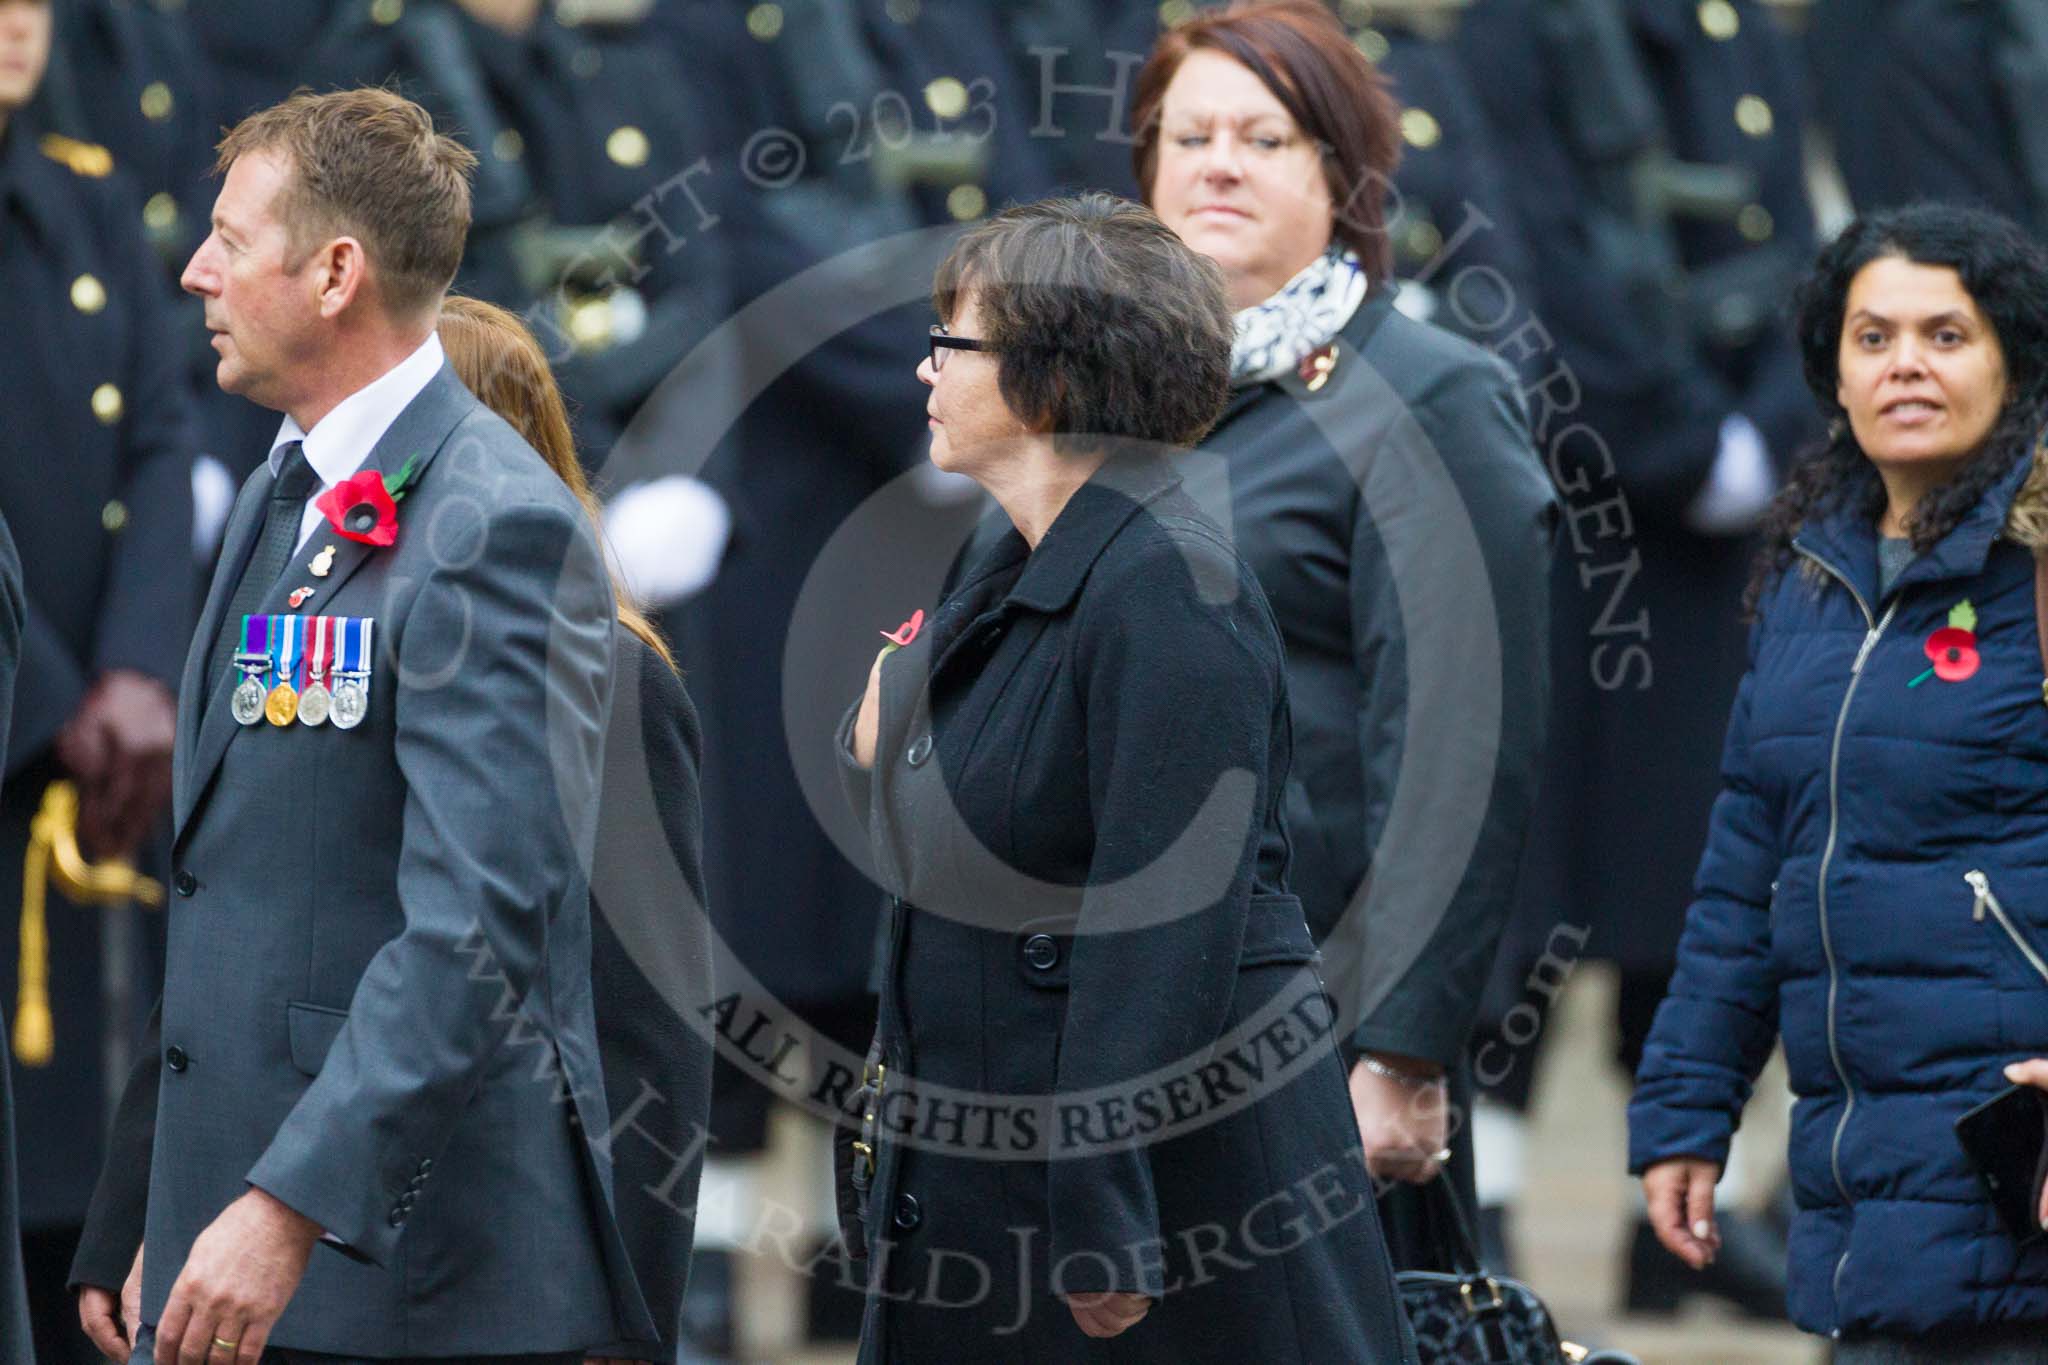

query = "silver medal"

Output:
[[331, 677, 368, 730], [298, 681, 332, 727], [230, 675, 266, 726]]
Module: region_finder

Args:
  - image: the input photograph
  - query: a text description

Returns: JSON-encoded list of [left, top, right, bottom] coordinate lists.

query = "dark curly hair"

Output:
[[1746, 203, 2048, 614], [932, 192, 1234, 449]]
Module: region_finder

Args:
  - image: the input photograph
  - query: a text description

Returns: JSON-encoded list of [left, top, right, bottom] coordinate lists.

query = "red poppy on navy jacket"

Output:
[[1630, 452, 2048, 1338]]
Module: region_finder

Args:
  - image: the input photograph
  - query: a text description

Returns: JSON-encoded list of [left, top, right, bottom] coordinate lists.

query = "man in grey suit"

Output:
[[97, 87, 654, 1363]]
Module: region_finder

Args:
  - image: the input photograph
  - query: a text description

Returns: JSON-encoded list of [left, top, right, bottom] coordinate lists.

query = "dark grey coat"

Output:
[[1193, 290, 1557, 1070], [1189, 292, 1556, 1266], [586, 631, 715, 1360], [836, 456, 1415, 1364], [0, 513, 33, 1365]]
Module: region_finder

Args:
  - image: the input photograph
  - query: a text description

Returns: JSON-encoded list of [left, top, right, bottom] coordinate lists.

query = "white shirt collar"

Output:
[[268, 332, 446, 487]]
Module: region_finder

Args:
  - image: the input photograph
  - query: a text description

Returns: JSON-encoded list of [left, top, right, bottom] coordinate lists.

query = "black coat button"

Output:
[[906, 734, 933, 767], [164, 1045, 188, 1072], [173, 869, 196, 897], [389, 1208, 406, 1227], [1022, 934, 1059, 971], [418, 1158, 433, 1175], [893, 1193, 922, 1231]]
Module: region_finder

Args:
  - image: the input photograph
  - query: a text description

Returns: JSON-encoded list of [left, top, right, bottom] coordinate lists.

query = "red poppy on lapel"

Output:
[[313, 456, 422, 548], [880, 609, 926, 651], [317, 471, 398, 546]]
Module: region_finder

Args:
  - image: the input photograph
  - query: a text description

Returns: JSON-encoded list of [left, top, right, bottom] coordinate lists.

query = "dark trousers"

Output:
[[24, 1223, 98, 1365], [1472, 965, 1671, 1114]]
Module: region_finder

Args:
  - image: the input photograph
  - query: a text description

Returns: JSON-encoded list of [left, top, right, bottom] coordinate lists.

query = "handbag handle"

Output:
[[1420, 1170, 1488, 1276]]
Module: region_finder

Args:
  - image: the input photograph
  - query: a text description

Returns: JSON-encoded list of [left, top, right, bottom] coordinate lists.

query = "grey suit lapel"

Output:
[[174, 468, 272, 828], [175, 367, 476, 841]]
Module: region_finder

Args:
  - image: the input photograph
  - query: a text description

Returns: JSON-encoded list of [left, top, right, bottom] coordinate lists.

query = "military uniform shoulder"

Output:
[[37, 132, 115, 179]]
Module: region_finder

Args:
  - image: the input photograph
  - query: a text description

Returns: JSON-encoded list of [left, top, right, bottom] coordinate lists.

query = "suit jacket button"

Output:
[[906, 734, 933, 767], [389, 1208, 406, 1227], [1022, 934, 1059, 972], [893, 1193, 922, 1231], [164, 1045, 188, 1072], [173, 869, 196, 897]]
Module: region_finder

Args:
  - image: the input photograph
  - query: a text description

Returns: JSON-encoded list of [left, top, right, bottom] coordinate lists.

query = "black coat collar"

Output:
[[1004, 453, 1184, 614]]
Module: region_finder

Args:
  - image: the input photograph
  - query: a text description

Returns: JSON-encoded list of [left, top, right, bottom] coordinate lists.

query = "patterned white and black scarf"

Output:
[[1229, 246, 1368, 386]]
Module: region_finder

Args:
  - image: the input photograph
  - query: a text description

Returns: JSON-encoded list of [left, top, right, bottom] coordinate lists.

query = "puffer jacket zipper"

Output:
[[1795, 544, 1900, 1320], [1965, 871, 2048, 988]]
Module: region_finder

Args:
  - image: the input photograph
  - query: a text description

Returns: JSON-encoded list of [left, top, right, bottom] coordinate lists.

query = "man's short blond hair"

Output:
[[216, 87, 476, 318]]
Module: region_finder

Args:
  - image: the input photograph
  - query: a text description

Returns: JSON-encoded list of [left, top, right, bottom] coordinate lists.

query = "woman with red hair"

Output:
[[1133, 0, 1558, 1272]]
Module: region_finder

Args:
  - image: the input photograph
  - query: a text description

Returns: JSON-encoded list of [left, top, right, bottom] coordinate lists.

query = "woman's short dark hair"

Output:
[[1748, 202, 2048, 612], [932, 192, 1234, 449], [1130, 0, 1403, 282]]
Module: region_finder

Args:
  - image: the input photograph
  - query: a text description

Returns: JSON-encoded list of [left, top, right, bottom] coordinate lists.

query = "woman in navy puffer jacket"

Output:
[[1629, 203, 2048, 1361]]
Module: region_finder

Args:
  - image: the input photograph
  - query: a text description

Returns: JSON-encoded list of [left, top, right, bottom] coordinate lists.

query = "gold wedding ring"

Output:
[[211, 1337, 239, 1353]]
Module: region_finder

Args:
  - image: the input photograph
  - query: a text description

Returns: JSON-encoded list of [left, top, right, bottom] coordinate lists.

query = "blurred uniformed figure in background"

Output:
[[1811, 0, 2048, 237], [0, 1, 194, 1360], [1337, 0, 1541, 347], [1454, 0, 1815, 1319], [33, 0, 250, 570]]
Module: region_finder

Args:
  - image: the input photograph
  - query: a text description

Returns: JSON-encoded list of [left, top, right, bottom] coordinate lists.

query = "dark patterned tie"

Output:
[[206, 441, 318, 712]]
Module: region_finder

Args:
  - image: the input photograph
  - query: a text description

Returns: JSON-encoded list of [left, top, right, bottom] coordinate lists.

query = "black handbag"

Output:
[[1396, 1176, 1638, 1365]]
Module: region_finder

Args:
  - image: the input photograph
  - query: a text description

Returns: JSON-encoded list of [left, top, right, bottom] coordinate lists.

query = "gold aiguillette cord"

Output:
[[12, 782, 164, 1067]]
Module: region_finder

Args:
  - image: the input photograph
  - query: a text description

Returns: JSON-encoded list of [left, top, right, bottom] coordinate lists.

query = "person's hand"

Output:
[[851, 647, 889, 770], [79, 1280, 127, 1359], [1347, 1054, 1449, 1185], [155, 1188, 321, 1365], [2005, 1060, 2048, 1229], [1065, 1290, 1151, 1339], [55, 669, 175, 860], [1641, 1157, 1723, 1271], [123, 1244, 145, 1350], [76, 1241, 144, 1357]]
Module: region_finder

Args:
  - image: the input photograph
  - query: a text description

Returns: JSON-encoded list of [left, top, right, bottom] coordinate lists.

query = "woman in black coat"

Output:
[[1128, 1, 1558, 1262], [834, 194, 1414, 1363]]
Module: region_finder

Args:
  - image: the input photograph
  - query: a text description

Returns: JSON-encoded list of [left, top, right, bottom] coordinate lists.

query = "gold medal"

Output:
[[265, 613, 302, 726]]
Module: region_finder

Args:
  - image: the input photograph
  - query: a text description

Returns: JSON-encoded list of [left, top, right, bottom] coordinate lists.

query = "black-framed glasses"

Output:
[[930, 325, 997, 372]]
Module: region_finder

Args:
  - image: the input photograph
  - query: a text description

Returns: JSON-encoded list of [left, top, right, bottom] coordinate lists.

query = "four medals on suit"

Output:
[[233, 613, 373, 730]]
